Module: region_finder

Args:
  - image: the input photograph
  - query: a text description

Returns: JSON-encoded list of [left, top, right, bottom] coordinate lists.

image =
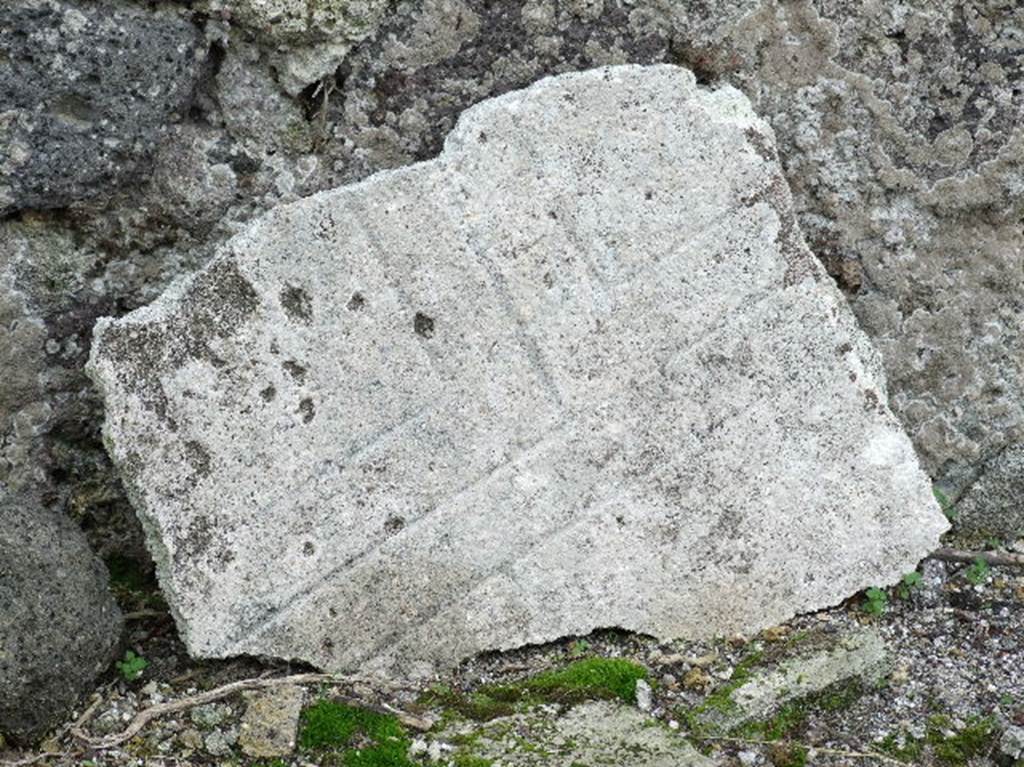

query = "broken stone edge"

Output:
[[87, 64, 949, 668]]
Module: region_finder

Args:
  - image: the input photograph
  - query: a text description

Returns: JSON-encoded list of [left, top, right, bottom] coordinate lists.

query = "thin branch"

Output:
[[72, 672, 427, 750], [929, 547, 1024, 568]]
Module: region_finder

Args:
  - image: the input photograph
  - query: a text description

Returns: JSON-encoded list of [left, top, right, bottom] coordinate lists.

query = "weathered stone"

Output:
[[953, 443, 1024, 541], [0, 216, 153, 563], [635, 678, 654, 712], [1000, 724, 1024, 762], [0, 0, 206, 214], [695, 627, 889, 732], [211, 0, 386, 46], [205, 0, 390, 94], [432, 700, 717, 767], [323, 0, 1024, 511], [0, 491, 123, 744], [237, 685, 305, 758], [215, 43, 316, 157], [89, 66, 947, 675]]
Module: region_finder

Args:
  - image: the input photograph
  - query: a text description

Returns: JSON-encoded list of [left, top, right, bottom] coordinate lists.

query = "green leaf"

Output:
[[116, 650, 148, 681], [863, 587, 888, 615], [932, 486, 957, 521], [964, 557, 990, 586]]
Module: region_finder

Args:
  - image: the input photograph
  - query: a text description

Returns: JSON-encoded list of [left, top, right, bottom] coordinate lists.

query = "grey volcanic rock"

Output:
[[89, 66, 947, 676], [204, 0, 390, 95], [954, 444, 1024, 541], [0, 491, 123, 744], [0, 0, 205, 214]]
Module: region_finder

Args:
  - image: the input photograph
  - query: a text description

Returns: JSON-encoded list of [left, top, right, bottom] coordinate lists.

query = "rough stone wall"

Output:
[[2, 0, 1021, 570], [323, 0, 1024, 510]]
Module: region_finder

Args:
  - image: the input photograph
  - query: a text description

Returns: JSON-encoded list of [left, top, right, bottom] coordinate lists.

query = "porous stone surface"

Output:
[[431, 701, 718, 767], [0, 0, 206, 215], [237, 685, 305, 758], [208, 0, 386, 46], [0, 491, 123, 744], [203, 0, 390, 94], [697, 627, 890, 732], [89, 66, 947, 675], [954, 444, 1024, 541]]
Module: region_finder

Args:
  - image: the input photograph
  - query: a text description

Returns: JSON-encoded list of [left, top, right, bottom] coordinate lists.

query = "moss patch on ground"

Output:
[[298, 700, 413, 766], [680, 660, 869, 758], [516, 657, 648, 704], [680, 648, 765, 730], [874, 715, 998, 766], [419, 658, 649, 724], [732, 679, 865, 741]]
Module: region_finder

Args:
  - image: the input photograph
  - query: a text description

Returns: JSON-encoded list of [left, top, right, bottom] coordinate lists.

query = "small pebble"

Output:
[[689, 653, 718, 668], [204, 728, 238, 757], [655, 653, 686, 666], [635, 679, 653, 712], [738, 749, 761, 766], [684, 667, 712, 690]]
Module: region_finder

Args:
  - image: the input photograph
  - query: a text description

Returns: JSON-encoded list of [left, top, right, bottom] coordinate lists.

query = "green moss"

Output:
[[926, 715, 997, 766], [450, 755, 493, 767], [873, 715, 997, 766], [741, 680, 864, 742], [418, 684, 515, 723], [518, 658, 648, 704], [680, 648, 765, 734], [874, 731, 925, 763], [771, 743, 808, 767], [298, 700, 413, 767], [420, 658, 649, 724]]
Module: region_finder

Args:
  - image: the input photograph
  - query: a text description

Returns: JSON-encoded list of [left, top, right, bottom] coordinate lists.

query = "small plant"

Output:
[[896, 571, 923, 599], [567, 639, 591, 658], [116, 650, 148, 681], [932, 486, 957, 521], [863, 587, 888, 615], [964, 557, 990, 586]]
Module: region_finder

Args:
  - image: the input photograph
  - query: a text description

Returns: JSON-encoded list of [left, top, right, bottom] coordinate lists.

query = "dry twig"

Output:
[[72, 671, 427, 750], [929, 547, 1024, 568]]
